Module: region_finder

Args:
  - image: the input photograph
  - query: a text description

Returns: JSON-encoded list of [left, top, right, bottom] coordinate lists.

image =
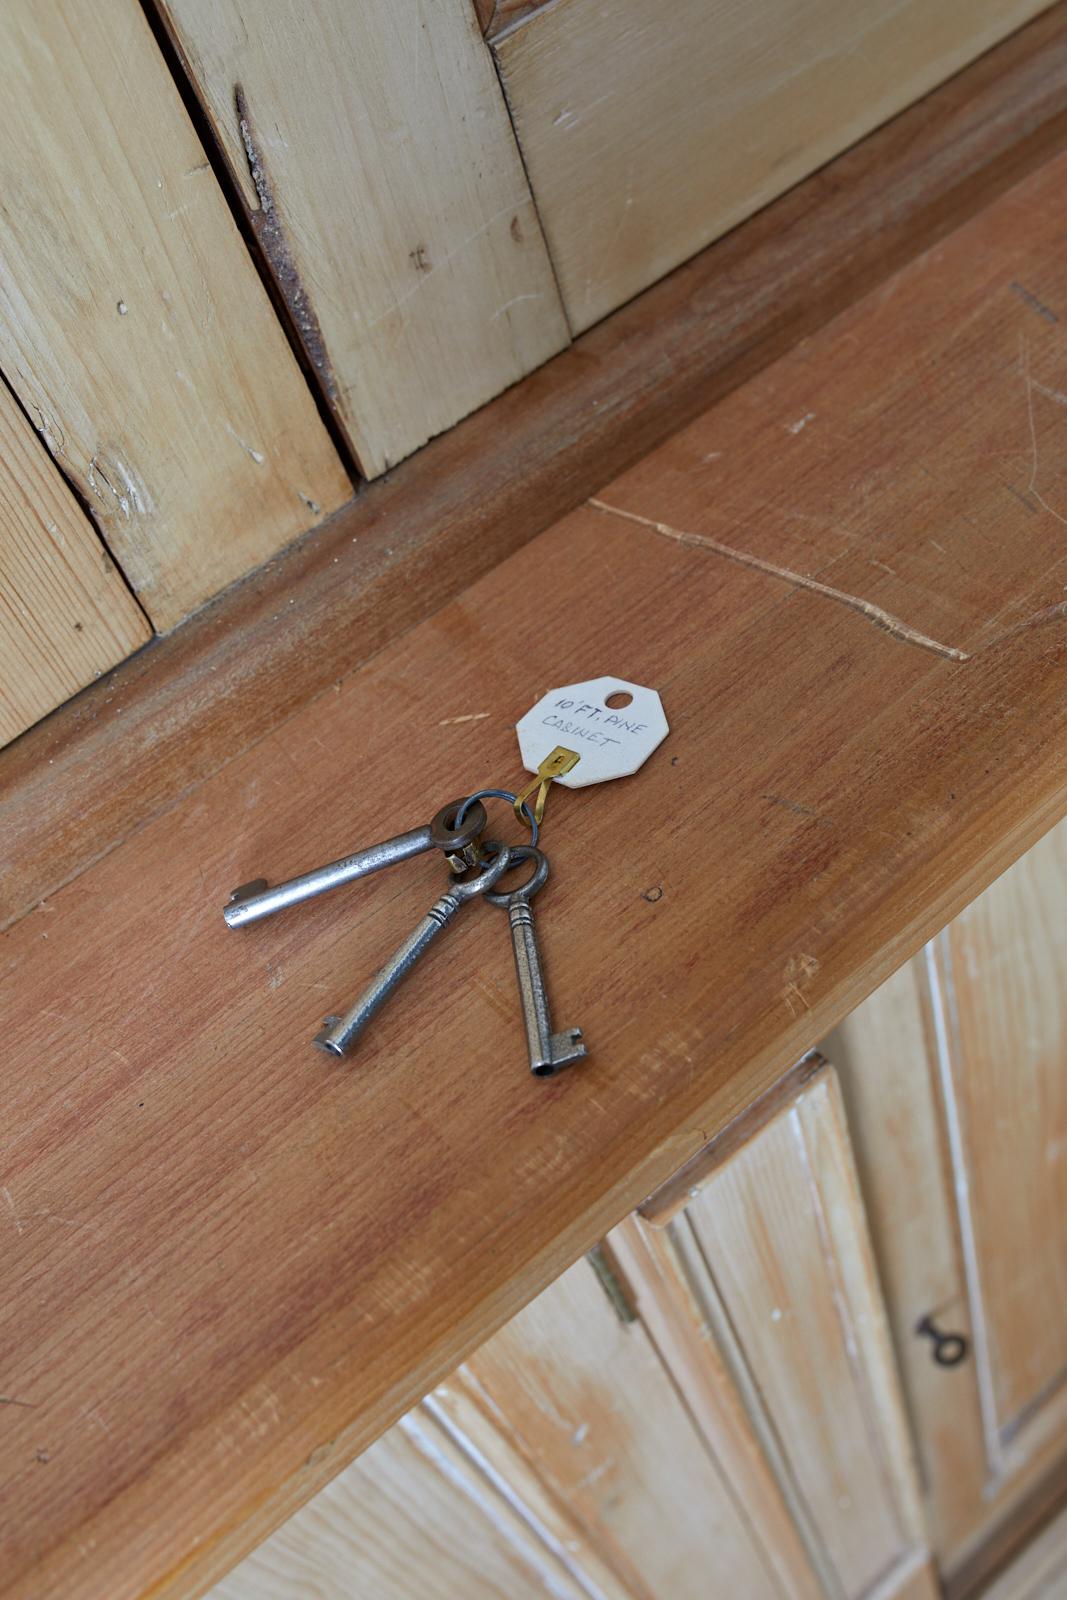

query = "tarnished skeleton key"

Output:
[[224, 798, 488, 928], [314, 844, 512, 1058], [486, 845, 587, 1078]]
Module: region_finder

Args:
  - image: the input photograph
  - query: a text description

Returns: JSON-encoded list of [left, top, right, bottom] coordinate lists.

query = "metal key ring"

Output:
[[455, 788, 539, 847], [428, 797, 488, 854], [484, 844, 549, 906], [446, 840, 513, 901]]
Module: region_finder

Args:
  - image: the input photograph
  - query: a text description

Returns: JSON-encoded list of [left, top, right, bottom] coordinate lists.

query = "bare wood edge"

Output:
[[5, 3, 1067, 931], [638, 1052, 828, 1225]]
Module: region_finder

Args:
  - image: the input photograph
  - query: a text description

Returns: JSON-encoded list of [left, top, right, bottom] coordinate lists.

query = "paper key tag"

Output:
[[516, 677, 669, 787]]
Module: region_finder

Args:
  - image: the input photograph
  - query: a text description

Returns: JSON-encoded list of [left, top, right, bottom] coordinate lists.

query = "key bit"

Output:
[[486, 845, 588, 1078], [228, 878, 268, 906]]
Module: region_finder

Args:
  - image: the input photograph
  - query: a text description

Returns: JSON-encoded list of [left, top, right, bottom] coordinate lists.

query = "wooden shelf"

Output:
[[6, 87, 1067, 1600]]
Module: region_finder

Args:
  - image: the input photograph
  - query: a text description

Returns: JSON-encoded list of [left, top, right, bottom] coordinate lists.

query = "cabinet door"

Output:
[[209, 1407, 593, 1600], [831, 816, 1067, 1571], [211, 1060, 929, 1599], [630, 1064, 932, 1600], [212, 1250, 818, 1599]]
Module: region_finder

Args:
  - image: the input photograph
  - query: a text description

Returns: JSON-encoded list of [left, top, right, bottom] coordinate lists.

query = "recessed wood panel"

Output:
[[830, 964, 987, 1565], [494, 0, 1053, 333], [0, 384, 150, 746], [934, 823, 1067, 1444], [832, 817, 1067, 1571], [672, 1070, 928, 1599], [462, 1256, 792, 1597], [156, 0, 570, 478], [210, 1407, 590, 1600], [0, 0, 350, 630]]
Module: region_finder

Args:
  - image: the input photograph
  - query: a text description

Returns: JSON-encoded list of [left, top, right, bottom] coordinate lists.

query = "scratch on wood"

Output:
[[588, 499, 972, 662], [438, 711, 490, 726], [1, 1187, 23, 1235], [1019, 336, 1067, 530], [1010, 281, 1058, 324], [234, 84, 338, 403], [762, 794, 833, 826]]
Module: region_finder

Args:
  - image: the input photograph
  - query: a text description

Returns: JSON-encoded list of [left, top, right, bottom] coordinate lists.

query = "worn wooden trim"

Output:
[[4, 0, 1067, 932], [637, 1053, 826, 1225], [945, 1459, 1067, 1598]]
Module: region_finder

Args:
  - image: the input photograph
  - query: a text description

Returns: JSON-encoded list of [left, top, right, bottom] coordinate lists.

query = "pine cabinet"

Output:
[[208, 822, 1067, 1597]]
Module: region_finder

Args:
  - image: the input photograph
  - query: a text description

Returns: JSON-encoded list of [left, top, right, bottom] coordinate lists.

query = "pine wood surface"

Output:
[[832, 821, 1067, 1568], [0, 384, 151, 746], [5, 0, 1067, 931], [155, 0, 569, 478], [635, 1069, 927, 1599], [459, 1259, 782, 1598], [210, 1404, 593, 1600], [981, 1502, 1067, 1599], [5, 138, 1067, 1599], [934, 828, 1067, 1442], [493, 0, 1053, 332], [0, 0, 350, 630], [831, 963, 984, 1561]]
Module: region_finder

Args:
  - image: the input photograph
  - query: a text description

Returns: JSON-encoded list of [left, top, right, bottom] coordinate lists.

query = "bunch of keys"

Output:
[[222, 677, 668, 1077]]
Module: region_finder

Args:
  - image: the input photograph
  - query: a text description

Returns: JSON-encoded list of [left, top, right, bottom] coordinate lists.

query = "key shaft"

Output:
[[486, 845, 587, 1078], [224, 798, 487, 927], [507, 900, 587, 1077], [314, 845, 511, 1058]]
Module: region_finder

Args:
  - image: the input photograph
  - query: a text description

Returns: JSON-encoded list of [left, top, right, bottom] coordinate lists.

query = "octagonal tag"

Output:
[[516, 677, 669, 787]]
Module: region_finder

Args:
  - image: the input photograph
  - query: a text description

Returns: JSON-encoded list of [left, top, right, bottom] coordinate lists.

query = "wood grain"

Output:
[[462, 1257, 783, 1597], [210, 1404, 590, 1600], [0, 0, 350, 629], [981, 1501, 1067, 1599], [673, 1070, 926, 1597], [830, 963, 985, 1564], [155, 0, 569, 478], [493, 0, 1053, 332], [832, 821, 1067, 1571], [0, 384, 150, 746], [7, 139, 1067, 1600], [6, 0, 1067, 929], [933, 824, 1067, 1455], [609, 1216, 822, 1599]]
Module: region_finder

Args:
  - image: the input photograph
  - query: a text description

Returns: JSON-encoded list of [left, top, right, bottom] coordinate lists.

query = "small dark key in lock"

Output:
[[915, 1313, 968, 1367]]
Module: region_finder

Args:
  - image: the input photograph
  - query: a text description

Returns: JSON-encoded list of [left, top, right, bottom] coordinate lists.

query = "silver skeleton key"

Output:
[[486, 845, 587, 1078], [223, 798, 488, 928], [314, 844, 512, 1058]]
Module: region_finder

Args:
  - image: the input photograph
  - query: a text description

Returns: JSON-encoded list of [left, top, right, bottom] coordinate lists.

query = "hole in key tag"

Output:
[[516, 678, 669, 804]]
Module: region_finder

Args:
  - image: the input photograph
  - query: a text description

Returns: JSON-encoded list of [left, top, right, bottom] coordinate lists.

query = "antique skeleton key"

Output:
[[486, 845, 587, 1078], [224, 798, 488, 927], [314, 844, 512, 1058]]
